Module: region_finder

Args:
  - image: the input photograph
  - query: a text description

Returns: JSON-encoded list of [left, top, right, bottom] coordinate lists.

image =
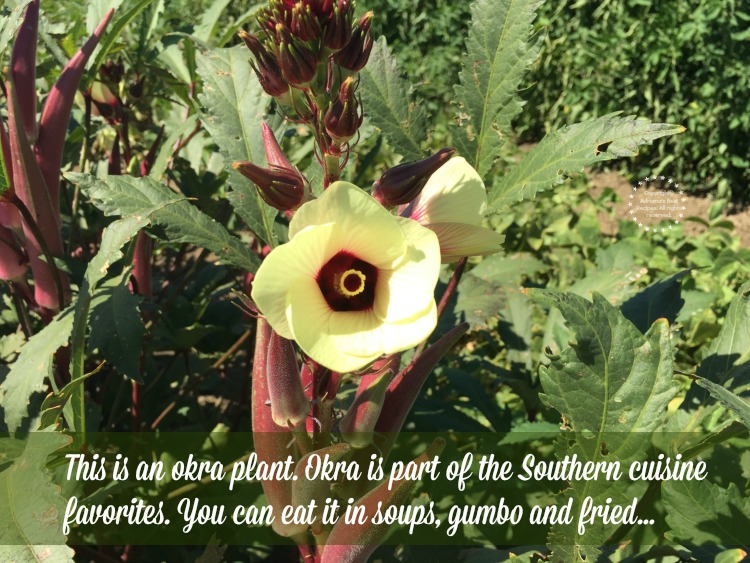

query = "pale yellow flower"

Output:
[[252, 181, 440, 373], [407, 157, 505, 262]]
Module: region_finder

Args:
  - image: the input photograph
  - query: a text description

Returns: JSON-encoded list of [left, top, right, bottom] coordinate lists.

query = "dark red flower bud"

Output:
[[322, 2, 353, 50], [233, 161, 307, 212], [239, 31, 289, 97], [291, 2, 321, 41], [311, 0, 334, 16], [373, 148, 456, 206], [99, 58, 125, 85], [334, 11, 373, 72], [128, 76, 144, 99], [323, 76, 362, 143], [277, 27, 319, 86]]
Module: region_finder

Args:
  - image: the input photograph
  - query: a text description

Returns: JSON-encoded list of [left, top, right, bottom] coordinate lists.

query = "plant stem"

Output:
[[9, 282, 33, 338], [323, 154, 340, 187]]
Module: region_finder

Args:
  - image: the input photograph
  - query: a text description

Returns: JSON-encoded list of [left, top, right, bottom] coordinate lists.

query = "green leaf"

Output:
[[454, 253, 543, 328], [0, 431, 74, 561], [0, 1, 28, 57], [697, 281, 750, 388], [532, 291, 678, 561], [68, 173, 259, 272], [196, 45, 278, 245], [68, 216, 150, 434], [88, 269, 145, 383], [38, 362, 105, 430], [0, 308, 75, 433], [359, 37, 427, 162], [663, 480, 750, 557], [489, 115, 685, 211], [692, 377, 750, 429], [193, 0, 232, 44], [453, 0, 542, 177], [87, 0, 158, 79], [620, 270, 689, 334], [86, 0, 123, 36]]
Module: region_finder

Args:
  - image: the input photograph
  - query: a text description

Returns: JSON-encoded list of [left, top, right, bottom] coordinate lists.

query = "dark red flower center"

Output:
[[317, 251, 378, 312]]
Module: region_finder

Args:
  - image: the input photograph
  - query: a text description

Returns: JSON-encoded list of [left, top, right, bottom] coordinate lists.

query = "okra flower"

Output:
[[407, 156, 505, 262], [252, 181, 440, 373]]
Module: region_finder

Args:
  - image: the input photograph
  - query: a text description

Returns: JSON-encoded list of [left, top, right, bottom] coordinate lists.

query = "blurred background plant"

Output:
[[359, 0, 750, 212]]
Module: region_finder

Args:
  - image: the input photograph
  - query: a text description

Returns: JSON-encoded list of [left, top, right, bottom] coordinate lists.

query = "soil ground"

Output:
[[588, 171, 750, 247]]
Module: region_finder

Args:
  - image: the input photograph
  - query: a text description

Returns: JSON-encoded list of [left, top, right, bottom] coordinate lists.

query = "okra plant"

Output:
[[1, 0, 748, 562]]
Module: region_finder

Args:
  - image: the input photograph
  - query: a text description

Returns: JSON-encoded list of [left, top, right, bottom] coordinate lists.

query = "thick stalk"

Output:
[[323, 154, 340, 187], [131, 232, 153, 431]]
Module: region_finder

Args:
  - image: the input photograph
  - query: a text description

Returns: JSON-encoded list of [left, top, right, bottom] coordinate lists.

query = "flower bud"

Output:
[[311, 0, 334, 16], [334, 11, 373, 72], [323, 76, 362, 143], [239, 31, 289, 97], [99, 58, 124, 85], [322, 2, 353, 51], [128, 75, 144, 99], [291, 2, 321, 41], [277, 27, 319, 86], [233, 161, 307, 212], [373, 148, 456, 206]]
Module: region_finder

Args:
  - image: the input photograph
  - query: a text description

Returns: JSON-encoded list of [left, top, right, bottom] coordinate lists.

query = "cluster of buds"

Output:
[[240, 0, 373, 155], [88, 58, 147, 129]]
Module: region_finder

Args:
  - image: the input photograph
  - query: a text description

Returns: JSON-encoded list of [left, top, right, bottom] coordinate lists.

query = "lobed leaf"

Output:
[[452, 0, 542, 177], [533, 291, 678, 561], [88, 269, 145, 383], [86, 0, 158, 80], [68, 216, 151, 434], [0, 432, 74, 561], [0, 307, 75, 433], [696, 281, 750, 388], [489, 114, 685, 211], [663, 480, 750, 559], [196, 46, 279, 245], [68, 173, 258, 272], [359, 37, 428, 162], [620, 270, 689, 334]]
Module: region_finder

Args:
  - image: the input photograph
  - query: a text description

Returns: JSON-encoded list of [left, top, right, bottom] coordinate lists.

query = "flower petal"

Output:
[[409, 157, 486, 226], [289, 181, 405, 268], [427, 222, 505, 262], [374, 217, 440, 323], [286, 276, 437, 373], [252, 223, 340, 339], [376, 300, 437, 355]]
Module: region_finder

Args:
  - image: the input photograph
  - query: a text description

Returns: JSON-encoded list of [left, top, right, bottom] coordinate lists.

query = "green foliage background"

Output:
[[366, 0, 750, 206]]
